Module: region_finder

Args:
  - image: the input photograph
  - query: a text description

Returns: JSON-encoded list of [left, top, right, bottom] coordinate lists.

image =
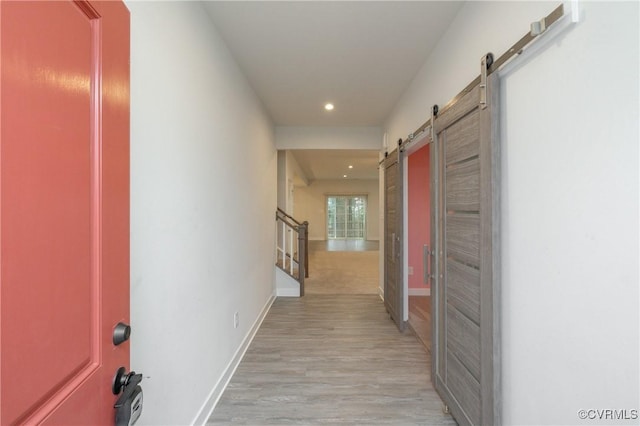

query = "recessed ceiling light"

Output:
[[348, 165, 353, 169], [325, 103, 334, 111], [343, 174, 347, 178]]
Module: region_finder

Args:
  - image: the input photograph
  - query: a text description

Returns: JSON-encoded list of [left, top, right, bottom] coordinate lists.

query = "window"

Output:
[[326, 195, 367, 239]]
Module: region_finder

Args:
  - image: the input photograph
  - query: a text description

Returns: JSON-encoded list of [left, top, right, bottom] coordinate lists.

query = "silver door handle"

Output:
[[423, 244, 430, 284], [391, 233, 395, 257]]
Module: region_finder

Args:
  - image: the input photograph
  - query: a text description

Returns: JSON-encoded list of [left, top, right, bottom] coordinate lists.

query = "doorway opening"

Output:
[[405, 139, 432, 352], [277, 149, 381, 295]]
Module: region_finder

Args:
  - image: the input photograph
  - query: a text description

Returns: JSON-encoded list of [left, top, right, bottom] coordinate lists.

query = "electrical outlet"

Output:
[[234, 312, 239, 329], [408, 266, 414, 275]]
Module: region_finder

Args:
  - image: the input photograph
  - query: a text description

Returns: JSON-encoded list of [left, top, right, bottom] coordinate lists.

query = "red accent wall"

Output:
[[408, 144, 430, 289]]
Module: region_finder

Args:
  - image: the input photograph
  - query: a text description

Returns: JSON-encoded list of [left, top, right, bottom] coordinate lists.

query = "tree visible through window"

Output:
[[327, 195, 367, 239]]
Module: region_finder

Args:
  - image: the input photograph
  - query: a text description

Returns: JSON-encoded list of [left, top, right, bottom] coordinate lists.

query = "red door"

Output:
[[0, 1, 130, 424]]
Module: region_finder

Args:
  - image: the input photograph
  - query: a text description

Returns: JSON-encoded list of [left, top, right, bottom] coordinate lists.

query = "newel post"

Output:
[[303, 221, 309, 278], [297, 222, 308, 296]]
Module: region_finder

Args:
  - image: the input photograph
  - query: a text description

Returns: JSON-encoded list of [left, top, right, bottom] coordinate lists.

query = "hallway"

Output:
[[131, 1, 639, 424], [208, 294, 455, 425], [0, 1, 635, 424]]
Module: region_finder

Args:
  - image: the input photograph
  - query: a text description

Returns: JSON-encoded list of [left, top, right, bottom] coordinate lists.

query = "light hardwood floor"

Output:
[[304, 250, 379, 295], [408, 296, 431, 353], [309, 239, 380, 252], [208, 295, 455, 425]]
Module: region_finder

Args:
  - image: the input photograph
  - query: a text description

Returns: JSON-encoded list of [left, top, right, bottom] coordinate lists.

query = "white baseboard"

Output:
[[408, 287, 431, 296], [378, 287, 429, 299], [191, 294, 276, 425], [309, 238, 380, 241], [277, 287, 300, 297]]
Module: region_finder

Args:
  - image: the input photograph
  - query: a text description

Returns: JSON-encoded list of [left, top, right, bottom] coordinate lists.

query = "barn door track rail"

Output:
[[398, 1, 580, 152]]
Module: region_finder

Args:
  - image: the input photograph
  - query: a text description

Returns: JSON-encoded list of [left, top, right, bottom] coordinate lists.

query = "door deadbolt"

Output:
[[113, 322, 131, 346]]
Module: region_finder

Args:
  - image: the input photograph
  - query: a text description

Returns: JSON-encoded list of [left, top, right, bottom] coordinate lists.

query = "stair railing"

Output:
[[275, 208, 309, 295]]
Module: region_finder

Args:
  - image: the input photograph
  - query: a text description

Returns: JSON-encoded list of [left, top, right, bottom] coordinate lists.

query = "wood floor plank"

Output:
[[304, 251, 379, 295], [208, 295, 456, 425], [408, 296, 431, 353]]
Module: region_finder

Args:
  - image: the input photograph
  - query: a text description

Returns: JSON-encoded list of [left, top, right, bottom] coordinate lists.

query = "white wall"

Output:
[[284, 150, 309, 214], [285, 150, 309, 187], [276, 126, 382, 150], [385, 2, 639, 425], [127, 2, 276, 424], [277, 150, 286, 210]]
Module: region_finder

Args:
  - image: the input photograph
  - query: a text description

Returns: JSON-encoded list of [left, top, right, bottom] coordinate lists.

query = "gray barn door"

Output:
[[431, 70, 500, 425], [384, 147, 404, 331]]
